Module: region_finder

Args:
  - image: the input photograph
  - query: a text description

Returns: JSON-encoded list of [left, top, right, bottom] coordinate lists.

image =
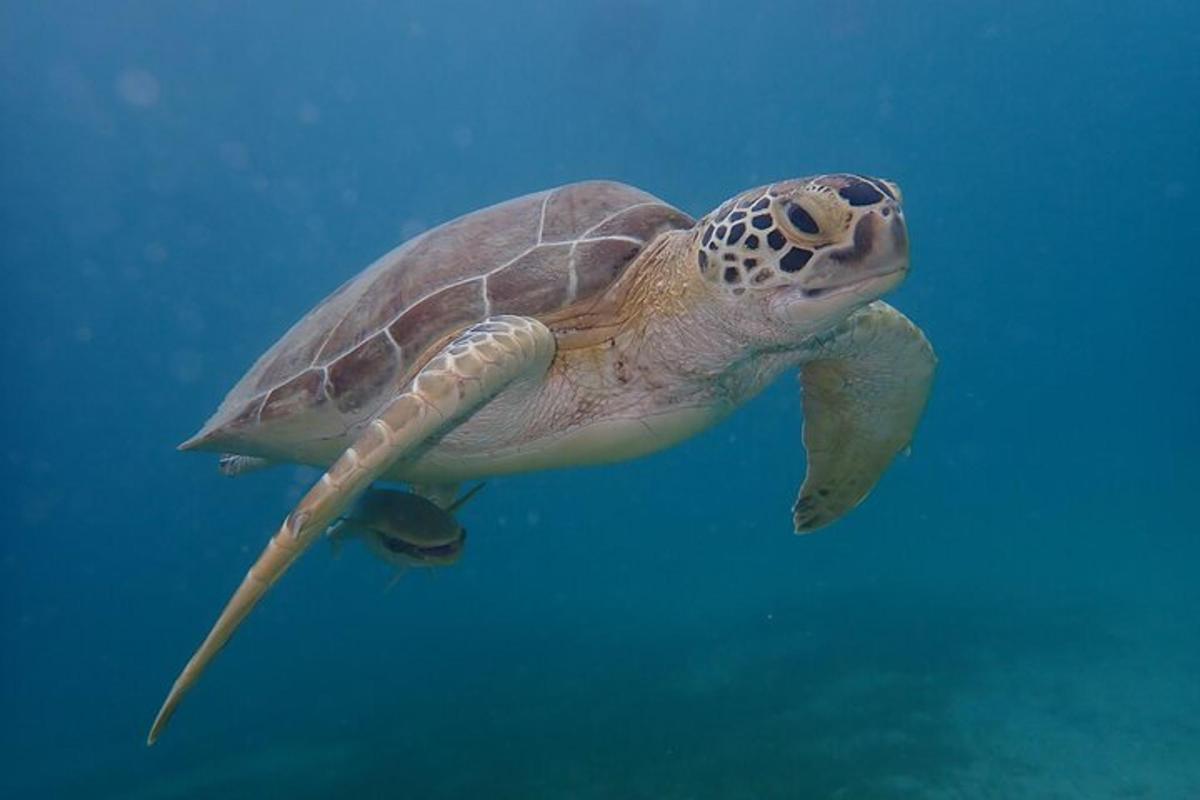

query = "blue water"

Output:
[[2, 1, 1197, 797]]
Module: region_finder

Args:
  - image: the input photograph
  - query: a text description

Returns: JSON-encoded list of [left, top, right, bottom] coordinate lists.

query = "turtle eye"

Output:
[[784, 202, 820, 236]]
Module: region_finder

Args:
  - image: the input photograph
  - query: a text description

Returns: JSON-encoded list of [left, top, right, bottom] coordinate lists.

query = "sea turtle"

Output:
[[148, 175, 935, 744]]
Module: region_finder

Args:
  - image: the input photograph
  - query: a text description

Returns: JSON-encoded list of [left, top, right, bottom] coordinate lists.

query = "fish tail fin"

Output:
[[447, 482, 486, 513], [327, 519, 350, 560], [383, 566, 409, 593]]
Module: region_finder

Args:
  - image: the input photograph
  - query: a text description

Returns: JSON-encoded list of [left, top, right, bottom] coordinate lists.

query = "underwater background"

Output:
[[2, 1, 1197, 797]]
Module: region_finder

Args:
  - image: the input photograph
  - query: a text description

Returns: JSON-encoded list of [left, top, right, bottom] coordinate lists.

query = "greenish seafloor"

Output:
[[56, 593, 1200, 800]]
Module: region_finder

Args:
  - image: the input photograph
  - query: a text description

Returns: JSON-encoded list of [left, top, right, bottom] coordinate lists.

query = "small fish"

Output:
[[327, 485, 483, 583]]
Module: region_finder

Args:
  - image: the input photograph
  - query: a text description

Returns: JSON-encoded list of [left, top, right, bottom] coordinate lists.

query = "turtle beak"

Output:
[[769, 200, 909, 325], [802, 202, 909, 292]]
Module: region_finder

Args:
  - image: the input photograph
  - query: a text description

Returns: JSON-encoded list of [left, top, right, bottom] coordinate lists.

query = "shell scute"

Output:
[[539, 181, 651, 243], [389, 280, 486, 374], [326, 333, 401, 415], [572, 238, 647, 298], [314, 277, 410, 365], [260, 369, 326, 423], [586, 201, 690, 241], [486, 243, 573, 317]]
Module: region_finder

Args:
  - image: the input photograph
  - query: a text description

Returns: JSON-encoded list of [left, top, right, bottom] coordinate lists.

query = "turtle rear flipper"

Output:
[[147, 315, 556, 745], [217, 454, 273, 477], [794, 301, 936, 532]]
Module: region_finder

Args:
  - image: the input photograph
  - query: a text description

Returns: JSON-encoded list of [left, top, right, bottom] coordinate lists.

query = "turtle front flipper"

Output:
[[793, 301, 936, 533], [147, 315, 556, 745]]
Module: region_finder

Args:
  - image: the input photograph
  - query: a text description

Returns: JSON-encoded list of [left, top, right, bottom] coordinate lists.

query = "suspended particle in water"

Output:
[[143, 242, 169, 264], [298, 101, 321, 125], [116, 69, 160, 107], [219, 141, 250, 171], [170, 349, 204, 385], [451, 125, 473, 149]]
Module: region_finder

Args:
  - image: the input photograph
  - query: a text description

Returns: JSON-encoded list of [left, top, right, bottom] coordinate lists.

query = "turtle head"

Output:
[[695, 175, 909, 339]]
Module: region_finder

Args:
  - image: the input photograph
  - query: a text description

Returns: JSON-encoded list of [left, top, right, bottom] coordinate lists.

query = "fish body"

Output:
[[329, 485, 482, 570]]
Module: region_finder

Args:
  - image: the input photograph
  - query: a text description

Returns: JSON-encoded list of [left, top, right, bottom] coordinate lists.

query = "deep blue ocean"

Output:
[[2, 2, 1197, 797]]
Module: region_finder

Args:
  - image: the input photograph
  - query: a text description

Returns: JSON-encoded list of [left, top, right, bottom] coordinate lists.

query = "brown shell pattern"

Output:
[[185, 181, 694, 454]]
